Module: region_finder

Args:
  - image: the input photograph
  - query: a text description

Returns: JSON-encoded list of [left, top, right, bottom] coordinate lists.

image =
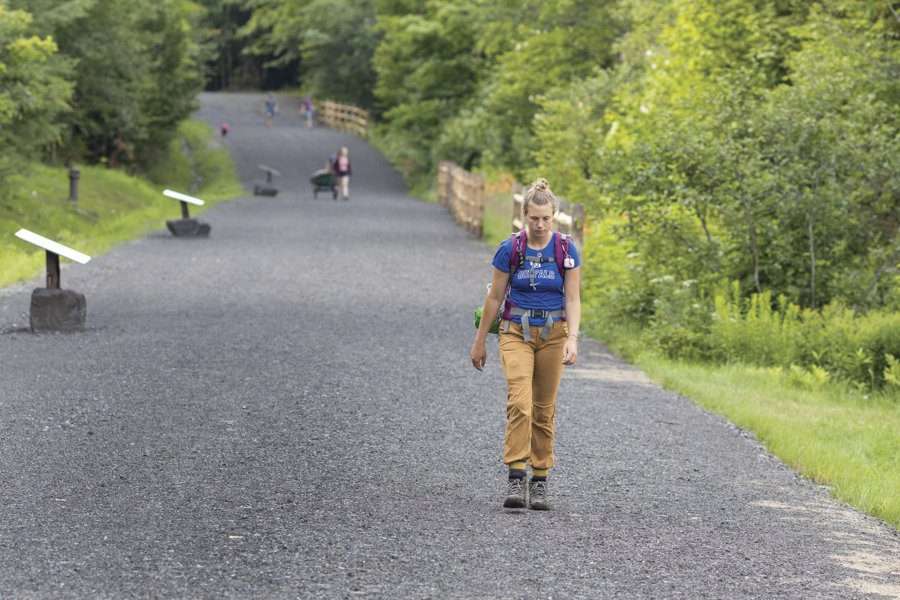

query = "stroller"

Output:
[[310, 168, 337, 199]]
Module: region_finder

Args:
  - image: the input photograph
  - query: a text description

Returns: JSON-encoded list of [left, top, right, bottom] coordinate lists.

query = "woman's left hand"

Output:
[[562, 338, 578, 365]]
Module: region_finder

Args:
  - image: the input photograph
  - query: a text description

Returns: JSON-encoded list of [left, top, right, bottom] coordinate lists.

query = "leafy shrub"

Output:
[[786, 364, 831, 390], [885, 355, 900, 391]]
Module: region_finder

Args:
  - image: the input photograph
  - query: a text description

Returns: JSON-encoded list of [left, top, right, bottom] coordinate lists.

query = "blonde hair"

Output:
[[522, 178, 558, 215]]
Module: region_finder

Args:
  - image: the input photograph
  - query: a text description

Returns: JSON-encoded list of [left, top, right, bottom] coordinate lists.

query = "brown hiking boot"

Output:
[[528, 479, 549, 511]]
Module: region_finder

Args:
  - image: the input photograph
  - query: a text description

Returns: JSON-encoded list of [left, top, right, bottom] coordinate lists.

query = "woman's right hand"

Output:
[[470, 338, 487, 371]]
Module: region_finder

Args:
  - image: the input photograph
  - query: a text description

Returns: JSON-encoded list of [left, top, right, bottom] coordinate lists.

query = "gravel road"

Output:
[[1, 92, 898, 599]]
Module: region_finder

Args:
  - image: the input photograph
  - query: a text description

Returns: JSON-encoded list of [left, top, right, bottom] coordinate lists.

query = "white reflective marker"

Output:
[[14, 229, 91, 264], [163, 189, 205, 206], [257, 164, 281, 177]]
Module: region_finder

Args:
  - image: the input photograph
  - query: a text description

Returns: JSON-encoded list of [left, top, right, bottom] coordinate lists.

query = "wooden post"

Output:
[[572, 203, 586, 247], [46, 250, 60, 289], [319, 100, 368, 137], [68, 167, 80, 205], [512, 193, 524, 234]]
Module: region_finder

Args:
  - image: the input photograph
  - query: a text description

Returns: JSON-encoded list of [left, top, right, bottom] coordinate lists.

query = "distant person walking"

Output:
[[470, 178, 581, 511], [333, 147, 352, 201], [303, 96, 315, 128], [264, 93, 278, 127], [220, 122, 230, 138]]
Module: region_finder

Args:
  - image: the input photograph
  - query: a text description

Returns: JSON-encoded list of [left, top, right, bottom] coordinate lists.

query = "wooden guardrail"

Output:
[[437, 161, 485, 237], [320, 101, 369, 138], [513, 192, 585, 247], [437, 162, 585, 244]]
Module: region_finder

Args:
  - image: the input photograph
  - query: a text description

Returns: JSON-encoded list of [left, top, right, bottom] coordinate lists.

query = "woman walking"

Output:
[[470, 178, 581, 510], [333, 147, 352, 200]]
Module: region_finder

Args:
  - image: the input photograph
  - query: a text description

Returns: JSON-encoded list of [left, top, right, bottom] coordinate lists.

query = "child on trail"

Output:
[[303, 96, 315, 128], [469, 178, 582, 511], [332, 147, 352, 201], [264, 93, 278, 126]]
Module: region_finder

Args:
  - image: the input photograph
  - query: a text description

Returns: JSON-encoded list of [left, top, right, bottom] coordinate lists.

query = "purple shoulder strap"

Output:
[[502, 230, 527, 320], [554, 232, 570, 276], [509, 230, 526, 274]]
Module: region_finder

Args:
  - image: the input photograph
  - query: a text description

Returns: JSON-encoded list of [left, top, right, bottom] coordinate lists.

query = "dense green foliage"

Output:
[[0, 5, 72, 183], [1, 0, 207, 178], [227, 2, 895, 385], [239, 0, 898, 388], [239, 0, 376, 105]]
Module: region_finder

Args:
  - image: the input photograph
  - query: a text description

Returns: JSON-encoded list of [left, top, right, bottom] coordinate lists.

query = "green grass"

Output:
[[0, 120, 242, 288], [483, 192, 514, 246], [633, 355, 900, 530]]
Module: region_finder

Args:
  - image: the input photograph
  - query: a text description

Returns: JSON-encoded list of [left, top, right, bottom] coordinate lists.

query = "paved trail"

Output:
[[1, 93, 898, 599]]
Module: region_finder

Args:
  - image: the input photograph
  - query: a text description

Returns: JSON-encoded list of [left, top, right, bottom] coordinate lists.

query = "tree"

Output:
[[373, 0, 485, 178], [12, 0, 206, 167], [474, 0, 624, 174], [0, 5, 72, 187]]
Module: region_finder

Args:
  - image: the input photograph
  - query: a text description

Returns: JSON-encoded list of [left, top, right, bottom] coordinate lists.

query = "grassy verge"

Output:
[[483, 192, 512, 246], [482, 170, 519, 246], [627, 353, 900, 529], [0, 120, 242, 288]]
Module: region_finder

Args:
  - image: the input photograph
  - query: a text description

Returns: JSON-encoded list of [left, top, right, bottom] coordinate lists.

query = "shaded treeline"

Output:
[[0, 0, 290, 188], [1, 0, 208, 175]]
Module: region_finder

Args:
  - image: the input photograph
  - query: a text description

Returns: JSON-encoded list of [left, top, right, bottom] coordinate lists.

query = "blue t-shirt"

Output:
[[492, 233, 581, 326]]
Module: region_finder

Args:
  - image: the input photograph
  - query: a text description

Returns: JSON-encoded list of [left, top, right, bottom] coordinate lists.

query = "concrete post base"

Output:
[[166, 218, 211, 237], [253, 184, 278, 197], [30, 288, 86, 332]]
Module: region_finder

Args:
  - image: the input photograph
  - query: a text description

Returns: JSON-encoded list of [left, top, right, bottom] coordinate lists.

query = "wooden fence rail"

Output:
[[438, 161, 485, 237], [320, 101, 369, 138], [437, 163, 585, 245]]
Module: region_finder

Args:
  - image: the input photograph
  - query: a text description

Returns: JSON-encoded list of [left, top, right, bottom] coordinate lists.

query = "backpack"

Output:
[[474, 231, 572, 333], [500, 230, 571, 321]]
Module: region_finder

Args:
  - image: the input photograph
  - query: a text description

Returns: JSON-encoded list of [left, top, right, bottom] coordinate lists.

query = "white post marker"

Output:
[[13, 228, 91, 332], [254, 165, 281, 196], [163, 189, 205, 219], [257, 164, 281, 183], [14, 228, 91, 289], [162, 189, 211, 237], [163, 189, 205, 206]]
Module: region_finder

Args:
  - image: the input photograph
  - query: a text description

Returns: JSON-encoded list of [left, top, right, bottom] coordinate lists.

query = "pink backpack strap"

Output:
[[554, 232, 570, 276], [509, 230, 526, 274], [502, 230, 527, 321]]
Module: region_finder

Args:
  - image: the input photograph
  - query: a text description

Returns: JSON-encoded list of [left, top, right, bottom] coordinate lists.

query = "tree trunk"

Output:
[[808, 213, 816, 308], [744, 196, 761, 293]]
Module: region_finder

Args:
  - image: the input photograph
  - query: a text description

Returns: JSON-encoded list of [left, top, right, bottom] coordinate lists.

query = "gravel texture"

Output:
[[1, 92, 898, 599]]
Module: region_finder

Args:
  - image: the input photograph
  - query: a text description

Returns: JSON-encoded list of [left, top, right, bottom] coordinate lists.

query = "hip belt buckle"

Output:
[[529, 309, 547, 320]]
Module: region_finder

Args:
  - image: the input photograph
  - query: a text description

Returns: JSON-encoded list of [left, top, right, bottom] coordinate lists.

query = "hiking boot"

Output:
[[528, 479, 549, 511], [503, 477, 526, 509]]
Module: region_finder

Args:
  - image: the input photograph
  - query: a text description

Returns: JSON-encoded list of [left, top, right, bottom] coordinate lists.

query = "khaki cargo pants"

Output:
[[499, 320, 568, 470]]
